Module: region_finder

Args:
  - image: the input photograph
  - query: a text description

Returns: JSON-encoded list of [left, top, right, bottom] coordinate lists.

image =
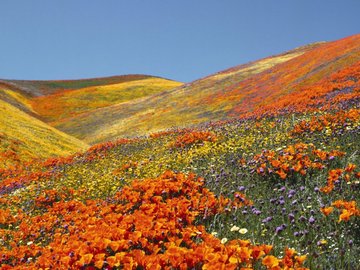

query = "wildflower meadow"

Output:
[[0, 101, 359, 269]]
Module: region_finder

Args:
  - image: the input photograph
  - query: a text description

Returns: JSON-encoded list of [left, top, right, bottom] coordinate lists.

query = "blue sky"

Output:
[[0, 0, 359, 82]]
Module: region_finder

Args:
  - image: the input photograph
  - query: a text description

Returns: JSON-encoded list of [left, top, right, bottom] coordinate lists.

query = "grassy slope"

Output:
[[54, 35, 360, 144], [0, 99, 88, 167]]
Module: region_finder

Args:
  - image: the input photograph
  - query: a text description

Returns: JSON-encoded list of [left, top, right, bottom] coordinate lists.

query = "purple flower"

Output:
[[275, 226, 283, 234], [309, 216, 316, 224], [300, 186, 305, 191], [275, 224, 287, 234], [279, 199, 285, 205], [314, 187, 320, 192], [291, 199, 298, 205], [262, 216, 273, 223], [279, 186, 286, 192], [299, 216, 306, 222], [294, 231, 300, 237], [238, 186, 246, 191], [288, 213, 295, 220], [254, 210, 262, 215], [288, 189, 296, 196]]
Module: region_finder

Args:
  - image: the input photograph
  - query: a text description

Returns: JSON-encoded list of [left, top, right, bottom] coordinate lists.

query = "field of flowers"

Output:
[[0, 97, 359, 269]]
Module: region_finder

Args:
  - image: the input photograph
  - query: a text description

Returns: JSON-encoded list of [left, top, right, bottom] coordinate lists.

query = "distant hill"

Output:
[[52, 35, 360, 143], [0, 75, 182, 151]]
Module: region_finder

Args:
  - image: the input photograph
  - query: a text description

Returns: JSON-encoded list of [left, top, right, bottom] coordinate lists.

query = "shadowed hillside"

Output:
[[1, 74, 158, 96]]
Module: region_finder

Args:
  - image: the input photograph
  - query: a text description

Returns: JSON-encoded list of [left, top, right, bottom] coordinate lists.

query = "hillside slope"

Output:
[[54, 35, 360, 143], [0, 75, 182, 147]]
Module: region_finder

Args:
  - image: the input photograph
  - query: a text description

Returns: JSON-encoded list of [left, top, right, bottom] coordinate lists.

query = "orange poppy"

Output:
[[320, 207, 334, 216], [262, 255, 279, 268]]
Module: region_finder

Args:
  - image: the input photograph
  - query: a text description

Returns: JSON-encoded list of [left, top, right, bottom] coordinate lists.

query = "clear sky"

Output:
[[0, 0, 359, 82]]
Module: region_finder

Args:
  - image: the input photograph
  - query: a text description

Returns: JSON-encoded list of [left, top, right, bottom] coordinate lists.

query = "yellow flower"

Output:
[[319, 239, 327, 245]]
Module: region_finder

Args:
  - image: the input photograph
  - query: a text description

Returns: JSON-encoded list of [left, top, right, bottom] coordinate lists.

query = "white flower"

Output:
[[221, 238, 228, 244], [211, 231, 218, 236], [230, 225, 240, 232], [239, 228, 248, 234]]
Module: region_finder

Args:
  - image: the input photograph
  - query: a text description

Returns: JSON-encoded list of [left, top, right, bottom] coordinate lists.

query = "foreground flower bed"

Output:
[[0, 171, 307, 269]]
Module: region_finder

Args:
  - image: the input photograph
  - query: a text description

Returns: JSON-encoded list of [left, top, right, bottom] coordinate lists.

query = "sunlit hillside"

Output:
[[0, 98, 88, 168]]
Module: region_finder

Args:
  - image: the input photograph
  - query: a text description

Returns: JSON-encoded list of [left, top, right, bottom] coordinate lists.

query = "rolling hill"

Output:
[[52, 34, 360, 143]]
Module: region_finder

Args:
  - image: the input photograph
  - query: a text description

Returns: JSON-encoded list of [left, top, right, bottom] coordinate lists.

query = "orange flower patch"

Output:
[[320, 165, 359, 194], [251, 143, 344, 181], [332, 200, 360, 223], [291, 109, 360, 136], [0, 171, 307, 269], [173, 131, 217, 148]]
